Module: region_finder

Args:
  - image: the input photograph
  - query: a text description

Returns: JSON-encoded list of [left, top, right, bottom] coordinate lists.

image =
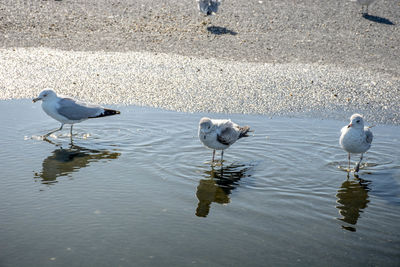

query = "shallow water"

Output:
[[0, 100, 399, 266]]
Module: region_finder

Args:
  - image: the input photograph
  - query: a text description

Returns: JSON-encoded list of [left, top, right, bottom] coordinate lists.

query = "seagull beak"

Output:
[[32, 97, 41, 103], [347, 123, 352, 128]]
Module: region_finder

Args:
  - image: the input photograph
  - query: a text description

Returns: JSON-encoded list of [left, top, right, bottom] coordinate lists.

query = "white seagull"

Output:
[[33, 89, 120, 137], [197, 0, 221, 16], [356, 0, 376, 15], [198, 117, 251, 162], [339, 114, 373, 173]]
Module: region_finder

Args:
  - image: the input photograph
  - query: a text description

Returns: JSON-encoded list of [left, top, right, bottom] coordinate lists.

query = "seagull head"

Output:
[[33, 89, 57, 103], [348, 113, 364, 129], [199, 117, 213, 134]]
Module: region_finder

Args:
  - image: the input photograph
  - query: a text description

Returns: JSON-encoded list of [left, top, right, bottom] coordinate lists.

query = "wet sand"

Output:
[[0, 0, 399, 124]]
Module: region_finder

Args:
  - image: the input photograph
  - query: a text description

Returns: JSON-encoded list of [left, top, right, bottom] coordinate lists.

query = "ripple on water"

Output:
[[17, 105, 400, 193], [1, 101, 400, 266]]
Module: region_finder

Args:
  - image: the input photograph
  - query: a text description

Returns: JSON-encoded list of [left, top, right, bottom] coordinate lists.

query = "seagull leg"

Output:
[[221, 150, 224, 163], [44, 123, 64, 137], [347, 153, 351, 172], [69, 125, 74, 145], [42, 137, 59, 146], [212, 150, 215, 162], [355, 153, 364, 173], [70, 136, 74, 146]]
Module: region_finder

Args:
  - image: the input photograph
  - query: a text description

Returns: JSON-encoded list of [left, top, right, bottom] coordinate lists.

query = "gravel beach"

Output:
[[0, 0, 399, 124]]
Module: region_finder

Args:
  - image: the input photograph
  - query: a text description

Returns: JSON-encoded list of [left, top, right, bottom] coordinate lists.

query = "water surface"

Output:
[[0, 100, 399, 266]]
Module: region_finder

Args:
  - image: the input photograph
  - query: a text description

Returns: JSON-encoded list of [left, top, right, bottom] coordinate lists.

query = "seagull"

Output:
[[356, 0, 376, 15], [33, 89, 120, 137], [198, 117, 251, 162], [197, 0, 221, 16], [339, 114, 373, 173]]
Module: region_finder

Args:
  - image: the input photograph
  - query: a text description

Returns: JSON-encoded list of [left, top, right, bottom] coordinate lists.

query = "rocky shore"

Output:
[[0, 0, 399, 124]]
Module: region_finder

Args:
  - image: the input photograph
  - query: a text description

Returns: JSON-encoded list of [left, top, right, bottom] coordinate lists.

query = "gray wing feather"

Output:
[[198, 0, 210, 14], [217, 126, 239, 146], [365, 128, 373, 144], [197, 0, 220, 15], [57, 98, 103, 120], [209, 0, 220, 13]]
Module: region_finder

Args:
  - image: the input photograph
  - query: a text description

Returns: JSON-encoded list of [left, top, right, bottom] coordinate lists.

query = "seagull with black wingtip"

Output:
[[33, 89, 120, 137]]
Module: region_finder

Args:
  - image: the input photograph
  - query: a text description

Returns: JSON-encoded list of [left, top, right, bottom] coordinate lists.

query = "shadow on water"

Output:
[[34, 141, 120, 185], [336, 173, 371, 232], [362, 14, 395, 25], [195, 163, 253, 217], [207, 26, 237, 35]]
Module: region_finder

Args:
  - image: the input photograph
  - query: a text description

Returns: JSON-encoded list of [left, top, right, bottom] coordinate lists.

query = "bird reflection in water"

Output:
[[195, 163, 253, 217], [336, 174, 370, 232], [34, 140, 120, 185]]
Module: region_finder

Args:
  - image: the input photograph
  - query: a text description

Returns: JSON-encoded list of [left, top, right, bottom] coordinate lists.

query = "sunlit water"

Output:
[[0, 100, 399, 266]]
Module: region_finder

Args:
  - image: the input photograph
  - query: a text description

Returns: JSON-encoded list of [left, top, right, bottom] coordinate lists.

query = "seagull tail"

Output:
[[238, 126, 252, 139], [92, 108, 121, 118]]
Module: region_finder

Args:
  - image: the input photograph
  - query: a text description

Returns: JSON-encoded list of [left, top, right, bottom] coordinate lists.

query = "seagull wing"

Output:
[[364, 127, 373, 144], [57, 98, 103, 120], [209, 0, 220, 13], [197, 0, 210, 14], [217, 124, 239, 146]]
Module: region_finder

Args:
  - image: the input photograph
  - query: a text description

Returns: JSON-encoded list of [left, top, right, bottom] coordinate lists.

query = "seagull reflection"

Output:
[[195, 163, 252, 217], [34, 143, 120, 185], [336, 174, 370, 232]]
